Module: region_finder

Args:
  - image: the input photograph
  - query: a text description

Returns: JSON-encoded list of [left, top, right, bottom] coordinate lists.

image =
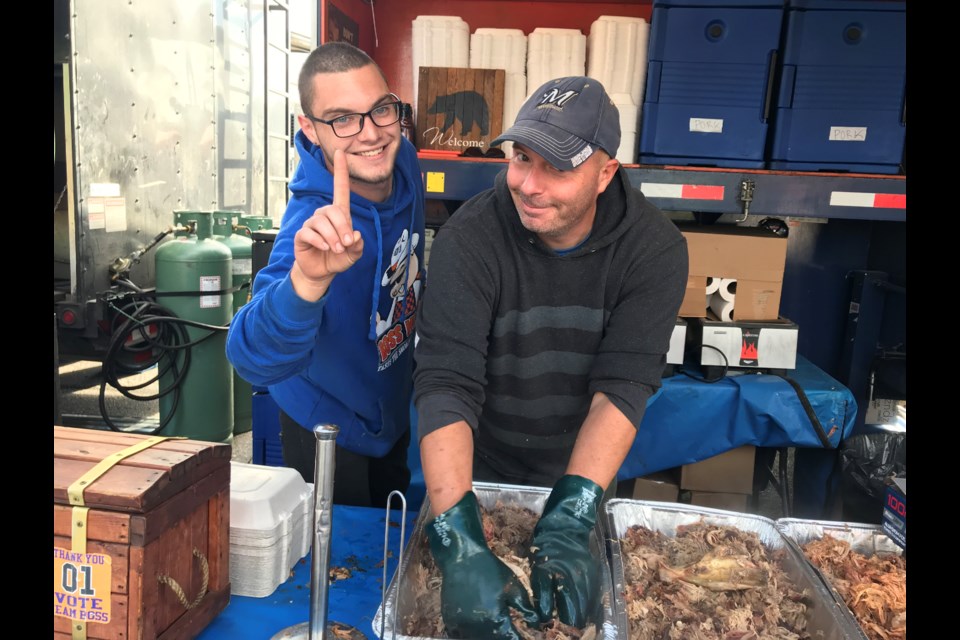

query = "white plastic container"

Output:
[[470, 28, 528, 158], [587, 16, 650, 107], [526, 28, 586, 98], [470, 28, 527, 76], [588, 16, 650, 164], [411, 15, 470, 116]]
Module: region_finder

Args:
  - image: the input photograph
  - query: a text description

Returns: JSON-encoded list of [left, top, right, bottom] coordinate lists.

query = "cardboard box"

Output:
[[54, 426, 232, 639], [882, 476, 906, 550], [688, 490, 751, 513], [679, 226, 788, 321], [681, 445, 756, 495], [416, 67, 505, 153], [622, 469, 681, 502]]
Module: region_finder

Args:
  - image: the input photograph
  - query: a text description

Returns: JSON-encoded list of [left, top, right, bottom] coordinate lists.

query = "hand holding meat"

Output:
[[530, 475, 604, 627], [427, 492, 539, 639], [291, 149, 364, 300]]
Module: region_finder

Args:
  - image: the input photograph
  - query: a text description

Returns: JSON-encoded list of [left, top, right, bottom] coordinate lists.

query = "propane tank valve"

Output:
[[109, 225, 179, 281]]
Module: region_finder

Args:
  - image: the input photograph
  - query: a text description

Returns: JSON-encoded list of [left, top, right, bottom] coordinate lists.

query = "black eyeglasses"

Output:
[[305, 94, 403, 138]]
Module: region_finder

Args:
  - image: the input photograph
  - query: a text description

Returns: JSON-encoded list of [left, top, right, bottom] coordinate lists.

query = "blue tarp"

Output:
[[618, 355, 857, 479], [405, 355, 856, 504]]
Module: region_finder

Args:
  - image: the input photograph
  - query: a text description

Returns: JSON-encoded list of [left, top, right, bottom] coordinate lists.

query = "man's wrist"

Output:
[[290, 262, 334, 302]]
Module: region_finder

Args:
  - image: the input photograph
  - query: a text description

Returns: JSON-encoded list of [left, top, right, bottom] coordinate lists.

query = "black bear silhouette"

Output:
[[427, 91, 490, 136]]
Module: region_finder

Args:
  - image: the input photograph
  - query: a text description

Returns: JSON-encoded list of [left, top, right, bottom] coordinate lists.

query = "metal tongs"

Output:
[[380, 490, 408, 640]]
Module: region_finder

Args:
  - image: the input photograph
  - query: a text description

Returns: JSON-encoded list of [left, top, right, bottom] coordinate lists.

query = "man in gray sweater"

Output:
[[413, 76, 689, 639]]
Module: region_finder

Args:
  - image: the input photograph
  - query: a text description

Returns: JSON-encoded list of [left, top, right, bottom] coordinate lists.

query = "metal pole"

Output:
[[309, 423, 338, 639], [271, 424, 366, 640]]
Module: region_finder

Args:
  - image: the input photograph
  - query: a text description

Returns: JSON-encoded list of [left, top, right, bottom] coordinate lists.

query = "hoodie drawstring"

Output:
[[368, 203, 386, 340]]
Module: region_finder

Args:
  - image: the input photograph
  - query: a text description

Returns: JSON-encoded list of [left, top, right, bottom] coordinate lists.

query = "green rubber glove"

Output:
[[530, 474, 604, 627], [427, 491, 539, 639]]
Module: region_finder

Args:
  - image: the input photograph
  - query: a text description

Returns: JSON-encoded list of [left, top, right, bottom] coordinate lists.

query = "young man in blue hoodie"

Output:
[[226, 42, 425, 508]]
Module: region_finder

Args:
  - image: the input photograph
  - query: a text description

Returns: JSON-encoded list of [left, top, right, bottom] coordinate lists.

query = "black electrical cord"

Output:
[[752, 372, 833, 517], [677, 344, 729, 383], [771, 372, 833, 449], [677, 342, 831, 516], [99, 294, 230, 435]]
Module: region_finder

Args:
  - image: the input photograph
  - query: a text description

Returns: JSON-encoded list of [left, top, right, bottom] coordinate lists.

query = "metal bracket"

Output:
[[734, 179, 755, 223]]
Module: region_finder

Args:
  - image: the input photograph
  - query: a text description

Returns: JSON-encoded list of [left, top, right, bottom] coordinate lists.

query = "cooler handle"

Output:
[[644, 60, 662, 104], [762, 49, 779, 123]]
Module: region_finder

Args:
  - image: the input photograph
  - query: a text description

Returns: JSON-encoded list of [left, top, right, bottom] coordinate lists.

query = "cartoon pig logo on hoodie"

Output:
[[375, 229, 422, 369]]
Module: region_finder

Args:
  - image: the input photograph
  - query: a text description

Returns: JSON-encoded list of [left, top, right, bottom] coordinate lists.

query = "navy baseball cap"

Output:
[[491, 76, 621, 171]]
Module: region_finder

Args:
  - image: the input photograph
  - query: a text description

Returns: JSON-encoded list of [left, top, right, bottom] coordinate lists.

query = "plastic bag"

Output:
[[839, 432, 906, 523]]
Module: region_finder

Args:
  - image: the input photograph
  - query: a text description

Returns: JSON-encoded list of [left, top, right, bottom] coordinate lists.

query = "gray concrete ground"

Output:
[[56, 359, 252, 463]]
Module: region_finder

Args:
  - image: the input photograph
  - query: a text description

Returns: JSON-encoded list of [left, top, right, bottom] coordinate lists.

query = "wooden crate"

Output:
[[53, 426, 231, 640], [416, 67, 505, 153]]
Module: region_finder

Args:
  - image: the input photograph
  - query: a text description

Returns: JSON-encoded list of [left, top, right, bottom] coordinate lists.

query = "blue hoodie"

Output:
[[226, 130, 425, 457]]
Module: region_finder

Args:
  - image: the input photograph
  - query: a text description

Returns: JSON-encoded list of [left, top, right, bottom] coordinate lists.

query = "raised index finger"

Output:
[[332, 149, 350, 211]]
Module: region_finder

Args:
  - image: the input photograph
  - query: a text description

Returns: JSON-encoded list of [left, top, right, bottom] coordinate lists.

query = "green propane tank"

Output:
[[237, 215, 274, 238], [213, 211, 254, 435], [155, 211, 234, 443]]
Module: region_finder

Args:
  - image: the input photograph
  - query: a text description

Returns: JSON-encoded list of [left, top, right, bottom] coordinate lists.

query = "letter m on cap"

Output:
[[539, 89, 578, 108]]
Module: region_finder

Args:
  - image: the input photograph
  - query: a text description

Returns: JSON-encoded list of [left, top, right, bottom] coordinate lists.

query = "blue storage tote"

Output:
[[638, 0, 786, 168], [768, 0, 906, 174], [252, 389, 284, 466]]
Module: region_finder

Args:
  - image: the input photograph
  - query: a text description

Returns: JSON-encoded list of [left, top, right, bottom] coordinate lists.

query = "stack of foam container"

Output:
[[229, 462, 313, 597], [526, 28, 587, 99], [411, 15, 470, 119], [470, 28, 527, 157], [587, 16, 650, 164]]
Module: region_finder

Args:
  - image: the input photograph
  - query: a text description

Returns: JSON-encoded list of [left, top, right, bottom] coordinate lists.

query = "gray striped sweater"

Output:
[[413, 167, 688, 487]]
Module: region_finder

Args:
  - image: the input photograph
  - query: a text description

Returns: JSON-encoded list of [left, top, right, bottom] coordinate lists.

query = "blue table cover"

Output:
[[617, 355, 857, 480], [401, 355, 856, 512], [198, 505, 416, 640]]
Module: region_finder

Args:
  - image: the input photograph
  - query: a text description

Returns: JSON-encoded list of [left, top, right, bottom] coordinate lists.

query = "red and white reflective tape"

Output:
[[640, 183, 725, 200], [829, 191, 906, 209]]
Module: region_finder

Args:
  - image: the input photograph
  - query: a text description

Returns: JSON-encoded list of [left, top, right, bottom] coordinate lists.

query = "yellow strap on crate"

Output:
[[69, 507, 90, 640], [67, 435, 175, 506], [66, 435, 178, 640]]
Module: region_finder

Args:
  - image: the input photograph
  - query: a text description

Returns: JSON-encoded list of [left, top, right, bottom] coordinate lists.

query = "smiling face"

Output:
[[505, 143, 620, 250], [298, 63, 401, 203]]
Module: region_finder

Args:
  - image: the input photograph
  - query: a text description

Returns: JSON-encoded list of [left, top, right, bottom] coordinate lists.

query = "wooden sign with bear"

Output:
[[416, 67, 505, 153]]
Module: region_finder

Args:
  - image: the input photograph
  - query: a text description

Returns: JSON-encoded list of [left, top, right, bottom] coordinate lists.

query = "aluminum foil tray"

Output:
[[604, 499, 863, 640], [776, 517, 906, 640], [373, 481, 619, 639]]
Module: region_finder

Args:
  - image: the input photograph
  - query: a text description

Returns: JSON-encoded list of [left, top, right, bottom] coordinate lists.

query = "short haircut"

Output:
[[298, 42, 386, 113]]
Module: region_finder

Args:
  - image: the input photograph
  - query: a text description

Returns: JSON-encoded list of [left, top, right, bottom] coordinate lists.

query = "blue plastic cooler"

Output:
[[768, 0, 906, 174], [638, 0, 786, 168]]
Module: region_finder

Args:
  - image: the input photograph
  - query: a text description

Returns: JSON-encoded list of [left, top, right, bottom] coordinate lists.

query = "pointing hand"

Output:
[[291, 149, 365, 300]]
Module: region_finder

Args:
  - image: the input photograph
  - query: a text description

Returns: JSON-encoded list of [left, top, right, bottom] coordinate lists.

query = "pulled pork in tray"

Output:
[[801, 534, 906, 640], [402, 501, 594, 640], [620, 520, 813, 640]]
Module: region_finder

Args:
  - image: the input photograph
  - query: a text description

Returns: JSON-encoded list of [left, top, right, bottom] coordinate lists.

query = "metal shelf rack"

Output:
[[418, 157, 906, 223]]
